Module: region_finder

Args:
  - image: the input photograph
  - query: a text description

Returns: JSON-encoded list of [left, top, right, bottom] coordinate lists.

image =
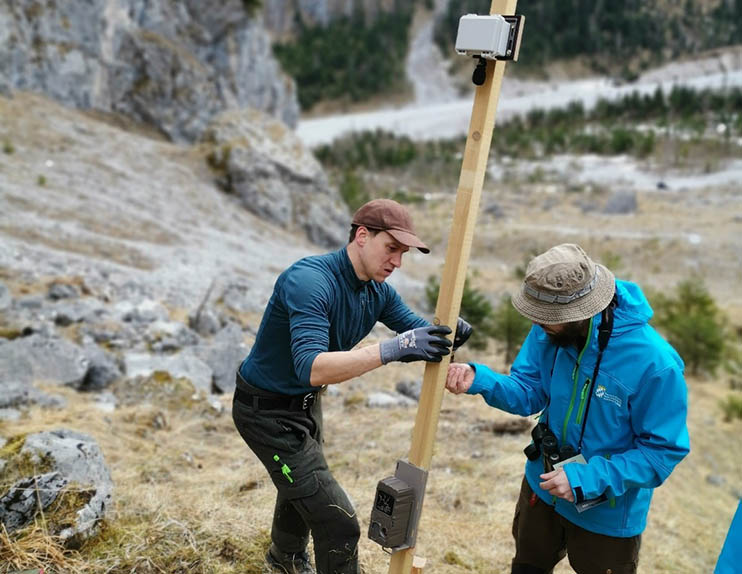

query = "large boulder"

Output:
[[0, 0, 299, 141], [203, 108, 349, 247], [191, 322, 249, 394], [0, 429, 113, 547], [0, 335, 89, 388], [123, 349, 213, 395]]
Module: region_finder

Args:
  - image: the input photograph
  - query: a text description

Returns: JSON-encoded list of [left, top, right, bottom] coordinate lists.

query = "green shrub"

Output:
[[651, 279, 726, 376], [37, 175, 46, 186], [490, 294, 532, 364], [316, 130, 420, 171], [425, 276, 494, 351], [609, 128, 635, 154], [719, 394, 742, 422], [315, 130, 463, 186], [241, 0, 261, 16], [2, 141, 13, 154], [338, 170, 369, 211]]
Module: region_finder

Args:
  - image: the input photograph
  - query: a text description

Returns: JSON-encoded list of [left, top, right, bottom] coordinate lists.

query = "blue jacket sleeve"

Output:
[[564, 363, 690, 499], [378, 285, 428, 333], [715, 500, 742, 574], [282, 267, 333, 386], [467, 326, 549, 416]]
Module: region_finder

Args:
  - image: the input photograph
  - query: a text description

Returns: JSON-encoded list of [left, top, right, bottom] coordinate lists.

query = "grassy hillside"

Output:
[[2, 353, 739, 572], [3, 134, 741, 571]]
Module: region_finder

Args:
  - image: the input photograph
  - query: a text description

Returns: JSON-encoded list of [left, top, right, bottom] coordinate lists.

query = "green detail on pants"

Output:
[[274, 454, 294, 483]]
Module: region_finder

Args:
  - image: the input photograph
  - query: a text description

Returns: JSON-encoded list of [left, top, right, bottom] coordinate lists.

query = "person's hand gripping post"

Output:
[[379, 324, 453, 364], [452, 316, 473, 360]]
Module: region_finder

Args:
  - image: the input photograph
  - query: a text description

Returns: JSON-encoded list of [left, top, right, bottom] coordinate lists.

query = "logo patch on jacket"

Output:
[[595, 384, 622, 407]]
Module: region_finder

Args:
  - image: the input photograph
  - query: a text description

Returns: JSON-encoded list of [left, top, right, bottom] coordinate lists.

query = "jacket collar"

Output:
[[338, 247, 370, 292]]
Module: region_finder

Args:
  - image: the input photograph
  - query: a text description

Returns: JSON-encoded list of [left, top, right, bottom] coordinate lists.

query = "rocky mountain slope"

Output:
[[1, 0, 298, 142], [0, 91, 345, 312]]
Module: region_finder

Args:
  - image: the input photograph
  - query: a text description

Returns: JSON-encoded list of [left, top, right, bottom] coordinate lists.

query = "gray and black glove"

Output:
[[453, 317, 473, 351], [379, 325, 453, 364]]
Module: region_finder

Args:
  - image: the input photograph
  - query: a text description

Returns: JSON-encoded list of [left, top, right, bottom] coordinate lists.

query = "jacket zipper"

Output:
[[575, 378, 591, 425], [561, 319, 595, 442]]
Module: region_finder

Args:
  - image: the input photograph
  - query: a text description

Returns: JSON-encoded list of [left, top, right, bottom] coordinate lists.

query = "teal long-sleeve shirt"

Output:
[[239, 247, 428, 395]]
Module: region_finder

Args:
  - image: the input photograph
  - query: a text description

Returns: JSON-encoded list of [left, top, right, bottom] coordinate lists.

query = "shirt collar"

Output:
[[338, 247, 370, 291]]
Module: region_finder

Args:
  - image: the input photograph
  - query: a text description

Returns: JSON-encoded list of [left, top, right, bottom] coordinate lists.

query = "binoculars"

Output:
[[523, 422, 578, 472]]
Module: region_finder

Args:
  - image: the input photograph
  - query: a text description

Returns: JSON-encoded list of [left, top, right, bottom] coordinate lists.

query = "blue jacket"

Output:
[[715, 500, 742, 574], [240, 247, 427, 395], [468, 280, 690, 537]]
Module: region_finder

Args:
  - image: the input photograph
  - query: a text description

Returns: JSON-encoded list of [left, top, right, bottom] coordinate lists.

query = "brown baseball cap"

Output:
[[511, 244, 615, 325], [352, 199, 430, 253]]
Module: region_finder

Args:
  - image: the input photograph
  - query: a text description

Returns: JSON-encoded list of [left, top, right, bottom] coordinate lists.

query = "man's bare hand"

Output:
[[445, 363, 474, 394], [539, 468, 574, 502]]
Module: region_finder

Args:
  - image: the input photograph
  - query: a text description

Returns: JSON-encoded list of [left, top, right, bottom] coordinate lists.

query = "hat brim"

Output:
[[386, 229, 430, 254], [511, 264, 616, 325]]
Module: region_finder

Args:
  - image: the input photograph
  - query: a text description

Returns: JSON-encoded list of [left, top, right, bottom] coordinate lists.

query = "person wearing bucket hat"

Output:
[[231, 198, 473, 574], [445, 243, 689, 574]]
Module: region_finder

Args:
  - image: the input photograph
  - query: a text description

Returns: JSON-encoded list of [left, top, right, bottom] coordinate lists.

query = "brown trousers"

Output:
[[511, 477, 641, 574]]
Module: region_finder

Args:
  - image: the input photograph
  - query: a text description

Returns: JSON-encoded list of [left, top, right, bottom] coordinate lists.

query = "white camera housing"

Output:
[[455, 14, 522, 61]]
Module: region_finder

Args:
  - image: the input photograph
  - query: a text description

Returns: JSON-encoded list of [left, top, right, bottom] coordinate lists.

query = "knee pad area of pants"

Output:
[[326, 507, 360, 545]]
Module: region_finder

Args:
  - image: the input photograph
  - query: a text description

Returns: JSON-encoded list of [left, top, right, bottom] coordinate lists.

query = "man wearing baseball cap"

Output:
[[232, 199, 472, 574], [446, 243, 689, 574]]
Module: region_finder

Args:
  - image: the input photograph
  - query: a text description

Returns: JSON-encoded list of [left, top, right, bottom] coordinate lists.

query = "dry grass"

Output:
[[0, 522, 84, 573], [1, 352, 739, 573]]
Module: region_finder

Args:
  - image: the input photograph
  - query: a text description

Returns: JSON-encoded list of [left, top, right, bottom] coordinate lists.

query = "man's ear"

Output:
[[355, 225, 369, 247]]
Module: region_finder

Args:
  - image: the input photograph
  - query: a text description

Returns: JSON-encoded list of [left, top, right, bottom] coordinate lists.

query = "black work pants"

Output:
[[511, 477, 641, 574], [232, 385, 360, 574]]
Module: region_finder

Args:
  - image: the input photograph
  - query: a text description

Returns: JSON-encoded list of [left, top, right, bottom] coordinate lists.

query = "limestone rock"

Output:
[[48, 282, 80, 300], [0, 281, 11, 310], [0, 0, 299, 142], [191, 322, 249, 394], [0, 430, 113, 546], [603, 190, 638, 215], [396, 379, 422, 401], [0, 472, 68, 532], [80, 344, 122, 392], [366, 392, 417, 409], [204, 108, 348, 247], [124, 349, 213, 395], [0, 335, 88, 388]]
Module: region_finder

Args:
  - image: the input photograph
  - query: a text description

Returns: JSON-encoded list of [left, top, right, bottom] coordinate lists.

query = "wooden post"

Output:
[[387, 1, 518, 572], [411, 556, 427, 574]]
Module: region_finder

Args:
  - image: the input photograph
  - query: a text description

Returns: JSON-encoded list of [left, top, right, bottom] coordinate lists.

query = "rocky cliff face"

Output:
[[0, 0, 299, 142]]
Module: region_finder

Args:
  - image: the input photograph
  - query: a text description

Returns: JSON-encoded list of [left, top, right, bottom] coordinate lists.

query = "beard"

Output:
[[546, 320, 589, 349]]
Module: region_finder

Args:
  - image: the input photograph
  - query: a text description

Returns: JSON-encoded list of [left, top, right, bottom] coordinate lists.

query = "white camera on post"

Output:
[[455, 14, 525, 62]]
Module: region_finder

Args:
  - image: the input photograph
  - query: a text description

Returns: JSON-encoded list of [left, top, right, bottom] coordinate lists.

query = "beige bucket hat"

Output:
[[512, 244, 616, 325]]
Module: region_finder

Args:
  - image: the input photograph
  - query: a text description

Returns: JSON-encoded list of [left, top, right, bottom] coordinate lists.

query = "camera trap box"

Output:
[[455, 14, 525, 61], [368, 460, 428, 550], [368, 476, 415, 548]]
